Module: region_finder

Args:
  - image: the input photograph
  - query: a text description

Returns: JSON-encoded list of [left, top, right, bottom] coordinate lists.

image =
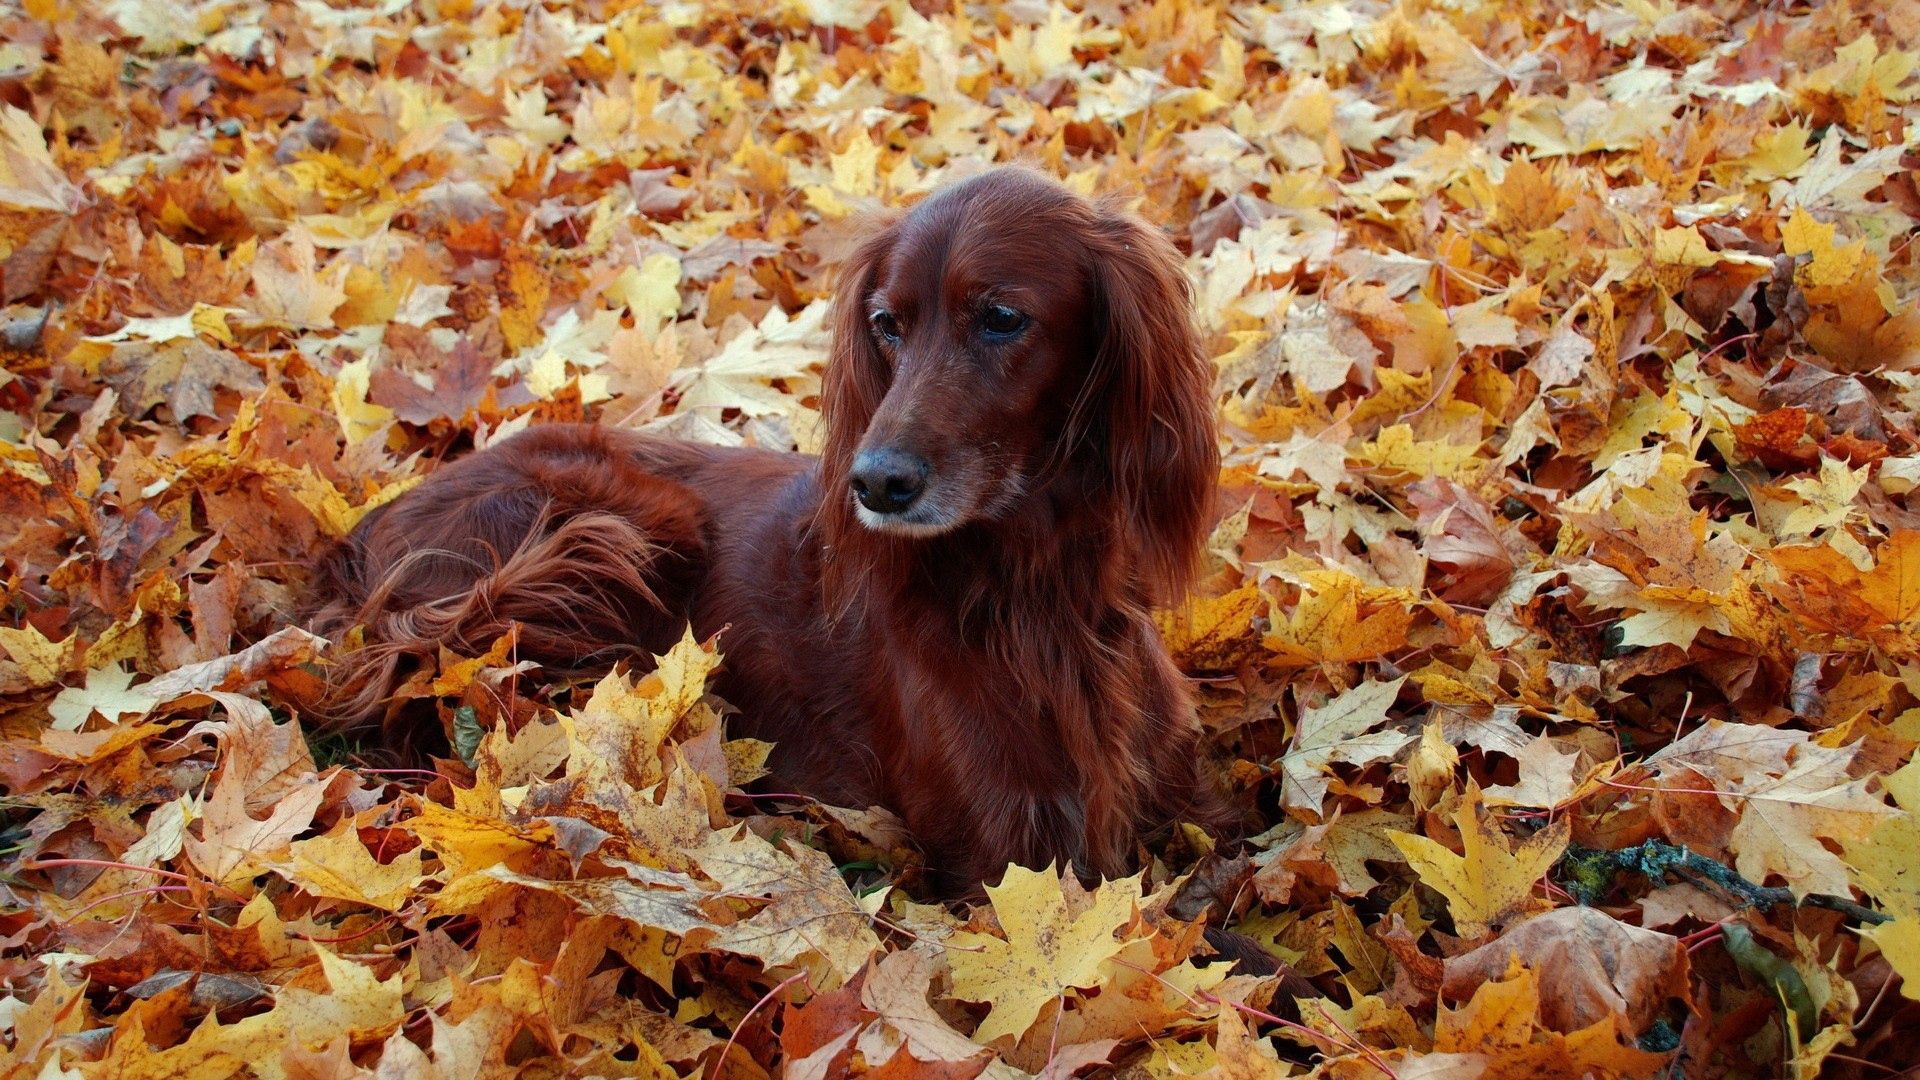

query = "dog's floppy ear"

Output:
[[814, 218, 903, 599], [1088, 200, 1218, 603], [818, 224, 896, 499]]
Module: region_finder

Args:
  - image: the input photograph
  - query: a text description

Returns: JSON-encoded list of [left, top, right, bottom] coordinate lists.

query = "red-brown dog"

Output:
[[311, 167, 1237, 896]]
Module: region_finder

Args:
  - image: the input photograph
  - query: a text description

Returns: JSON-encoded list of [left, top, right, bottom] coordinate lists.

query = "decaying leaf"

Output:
[[5, 0, 1919, 1075]]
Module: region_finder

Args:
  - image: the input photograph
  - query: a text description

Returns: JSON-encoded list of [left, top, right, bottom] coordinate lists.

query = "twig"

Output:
[[1312, 1000, 1401, 1080], [24, 858, 194, 883], [1561, 841, 1890, 926], [65, 884, 191, 922]]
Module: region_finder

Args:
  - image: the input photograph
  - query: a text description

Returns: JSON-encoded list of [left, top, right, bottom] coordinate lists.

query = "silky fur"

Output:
[[309, 167, 1238, 894]]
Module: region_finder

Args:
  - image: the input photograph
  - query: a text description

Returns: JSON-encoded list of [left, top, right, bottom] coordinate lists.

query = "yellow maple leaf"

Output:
[[279, 945, 407, 1046], [1389, 785, 1569, 938], [608, 252, 683, 334], [1742, 119, 1815, 183], [804, 128, 883, 216], [1778, 455, 1868, 538], [1264, 572, 1414, 667], [526, 345, 611, 404], [0, 624, 78, 691], [250, 227, 348, 328], [280, 825, 426, 912], [46, 664, 157, 731], [1157, 582, 1265, 671], [1353, 423, 1483, 479], [330, 355, 395, 445], [1846, 759, 1920, 1000], [403, 799, 554, 886], [562, 628, 720, 794], [947, 865, 1139, 1044], [1782, 207, 1873, 290], [995, 6, 1082, 84]]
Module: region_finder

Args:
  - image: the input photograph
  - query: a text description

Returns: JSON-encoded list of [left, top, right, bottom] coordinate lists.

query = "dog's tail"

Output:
[[306, 505, 696, 741], [304, 427, 708, 745]]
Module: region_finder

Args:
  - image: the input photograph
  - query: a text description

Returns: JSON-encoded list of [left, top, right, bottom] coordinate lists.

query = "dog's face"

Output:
[[836, 171, 1103, 537], [820, 167, 1216, 595]]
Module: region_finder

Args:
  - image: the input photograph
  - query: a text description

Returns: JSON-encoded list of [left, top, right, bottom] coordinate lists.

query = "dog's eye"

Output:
[[869, 310, 901, 344], [979, 304, 1029, 339]]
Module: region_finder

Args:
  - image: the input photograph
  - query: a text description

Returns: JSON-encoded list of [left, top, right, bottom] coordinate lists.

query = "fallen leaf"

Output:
[[1390, 785, 1570, 938]]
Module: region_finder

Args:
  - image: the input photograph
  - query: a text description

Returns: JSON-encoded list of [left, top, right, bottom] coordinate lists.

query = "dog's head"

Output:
[[818, 167, 1217, 596]]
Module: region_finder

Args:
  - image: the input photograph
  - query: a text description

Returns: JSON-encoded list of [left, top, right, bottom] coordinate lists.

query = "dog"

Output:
[[310, 167, 1241, 897]]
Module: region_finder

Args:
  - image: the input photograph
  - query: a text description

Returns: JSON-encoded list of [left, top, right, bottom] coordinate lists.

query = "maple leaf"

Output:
[[858, 950, 1001, 1075], [1254, 808, 1414, 901], [1012, 932, 1231, 1067], [1777, 455, 1868, 538], [1481, 735, 1587, 809], [563, 629, 720, 792], [331, 355, 395, 445], [77, 1013, 257, 1080], [1564, 513, 1750, 651], [1845, 758, 1920, 1000], [46, 663, 156, 731], [95, 334, 267, 422], [946, 865, 1139, 1044], [1430, 958, 1672, 1076], [1277, 676, 1411, 815], [1207, 1003, 1292, 1078], [0, 623, 78, 692], [1723, 748, 1893, 898], [278, 945, 408, 1047], [141, 625, 329, 702], [692, 825, 882, 987], [1390, 785, 1570, 938], [369, 335, 500, 425], [1440, 907, 1689, 1035], [1257, 429, 1351, 490], [608, 252, 684, 335], [0, 103, 84, 212], [671, 301, 828, 418], [1263, 572, 1415, 666], [1157, 582, 1264, 671], [1647, 720, 1894, 898], [249, 227, 349, 328], [1409, 478, 1521, 604], [184, 767, 331, 886], [1770, 530, 1920, 647], [483, 864, 716, 939], [1353, 423, 1483, 479], [278, 824, 425, 912]]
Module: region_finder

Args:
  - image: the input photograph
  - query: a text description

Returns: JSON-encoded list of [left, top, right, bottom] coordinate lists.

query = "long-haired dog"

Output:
[[310, 167, 1240, 895]]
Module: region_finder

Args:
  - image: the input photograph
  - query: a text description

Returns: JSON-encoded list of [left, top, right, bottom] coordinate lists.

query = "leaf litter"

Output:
[[3, 0, 1920, 1077]]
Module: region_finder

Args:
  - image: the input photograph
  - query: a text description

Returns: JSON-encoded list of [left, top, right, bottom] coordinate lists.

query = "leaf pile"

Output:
[[4, 0, 1920, 1076]]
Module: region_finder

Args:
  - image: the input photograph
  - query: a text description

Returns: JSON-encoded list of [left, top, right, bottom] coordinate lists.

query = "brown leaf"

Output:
[[101, 339, 264, 420], [1440, 907, 1690, 1035]]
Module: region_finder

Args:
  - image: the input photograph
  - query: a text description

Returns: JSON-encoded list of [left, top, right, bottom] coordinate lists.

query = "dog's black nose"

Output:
[[849, 448, 929, 514]]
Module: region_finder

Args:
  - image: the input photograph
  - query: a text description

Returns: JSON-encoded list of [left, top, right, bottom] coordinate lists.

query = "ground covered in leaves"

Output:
[[2, 0, 1920, 1076]]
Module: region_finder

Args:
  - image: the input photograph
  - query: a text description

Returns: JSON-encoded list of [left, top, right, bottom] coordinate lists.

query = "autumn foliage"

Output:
[[3, 0, 1920, 1077]]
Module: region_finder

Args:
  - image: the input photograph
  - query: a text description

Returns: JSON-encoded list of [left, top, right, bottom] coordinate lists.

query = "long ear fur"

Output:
[[1088, 200, 1219, 604], [815, 220, 898, 596]]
